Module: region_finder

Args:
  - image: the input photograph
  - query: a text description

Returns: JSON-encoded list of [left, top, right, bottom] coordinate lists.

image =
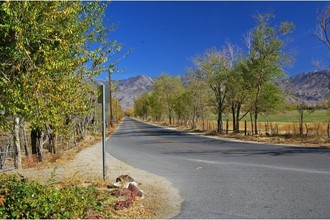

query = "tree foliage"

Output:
[[245, 12, 294, 134], [0, 2, 122, 165], [192, 45, 235, 133], [134, 12, 293, 135]]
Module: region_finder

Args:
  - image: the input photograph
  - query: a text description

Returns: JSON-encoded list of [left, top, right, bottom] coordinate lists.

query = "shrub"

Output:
[[0, 174, 112, 219]]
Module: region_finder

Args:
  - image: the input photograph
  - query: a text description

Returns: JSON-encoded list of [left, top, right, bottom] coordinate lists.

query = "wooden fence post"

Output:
[[226, 119, 229, 135], [244, 120, 247, 136]]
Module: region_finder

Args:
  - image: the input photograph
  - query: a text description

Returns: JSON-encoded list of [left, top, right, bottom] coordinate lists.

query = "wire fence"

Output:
[[0, 139, 15, 172]]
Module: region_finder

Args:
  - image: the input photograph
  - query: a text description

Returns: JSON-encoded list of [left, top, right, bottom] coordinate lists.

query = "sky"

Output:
[[97, 1, 329, 81]]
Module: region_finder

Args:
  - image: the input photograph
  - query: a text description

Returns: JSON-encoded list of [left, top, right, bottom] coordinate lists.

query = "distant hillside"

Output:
[[113, 75, 154, 110], [114, 70, 330, 110], [277, 70, 330, 104]]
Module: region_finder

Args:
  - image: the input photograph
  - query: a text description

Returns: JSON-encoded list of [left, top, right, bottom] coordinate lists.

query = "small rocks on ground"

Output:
[[112, 175, 144, 211]]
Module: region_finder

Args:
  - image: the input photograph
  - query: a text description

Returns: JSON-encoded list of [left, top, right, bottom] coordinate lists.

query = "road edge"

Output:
[[106, 119, 183, 218], [131, 117, 325, 148]]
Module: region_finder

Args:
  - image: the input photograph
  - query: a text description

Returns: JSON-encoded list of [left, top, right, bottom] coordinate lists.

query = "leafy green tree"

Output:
[[0, 2, 121, 166], [245, 13, 294, 134], [134, 92, 151, 119], [183, 77, 211, 129], [152, 74, 184, 125], [193, 46, 234, 133], [225, 55, 252, 133]]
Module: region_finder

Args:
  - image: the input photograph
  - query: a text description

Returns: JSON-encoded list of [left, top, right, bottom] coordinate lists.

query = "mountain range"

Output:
[[113, 75, 155, 110], [113, 71, 330, 110], [277, 70, 330, 104]]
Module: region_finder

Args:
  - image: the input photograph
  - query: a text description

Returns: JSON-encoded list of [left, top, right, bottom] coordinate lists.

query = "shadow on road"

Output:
[[116, 118, 330, 157], [161, 147, 330, 157]]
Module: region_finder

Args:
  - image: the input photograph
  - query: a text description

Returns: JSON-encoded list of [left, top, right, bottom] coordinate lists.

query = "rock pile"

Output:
[[110, 175, 144, 211]]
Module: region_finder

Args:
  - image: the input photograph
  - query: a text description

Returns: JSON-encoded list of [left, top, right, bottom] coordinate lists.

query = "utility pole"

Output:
[[108, 70, 113, 127], [101, 84, 106, 180]]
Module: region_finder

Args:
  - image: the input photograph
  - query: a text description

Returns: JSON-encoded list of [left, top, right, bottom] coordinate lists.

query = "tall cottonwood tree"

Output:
[[226, 57, 252, 133], [0, 2, 121, 166], [193, 45, 235, 133], [153, 74, 184, 125], [183, 77, 211, 129], [245, 13, 294, 134]]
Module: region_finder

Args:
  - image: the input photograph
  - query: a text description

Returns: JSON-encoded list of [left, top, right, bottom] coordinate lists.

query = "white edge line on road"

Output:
[[185, 158, 330, 175]]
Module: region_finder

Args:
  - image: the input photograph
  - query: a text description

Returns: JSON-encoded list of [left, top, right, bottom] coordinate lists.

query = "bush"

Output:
[[0, 174, 111, 219]]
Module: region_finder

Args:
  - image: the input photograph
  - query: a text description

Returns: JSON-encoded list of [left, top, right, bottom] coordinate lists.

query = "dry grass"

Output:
[[11, 120, 159, 219], [148, 119, 330, 148]]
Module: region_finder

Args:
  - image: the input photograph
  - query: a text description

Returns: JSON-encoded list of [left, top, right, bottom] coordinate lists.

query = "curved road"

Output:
[[107, 117, 330, 218]]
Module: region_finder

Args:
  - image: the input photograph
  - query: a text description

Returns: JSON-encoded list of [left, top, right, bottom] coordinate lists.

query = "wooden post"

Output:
[[101, 84, 106, 180], [244, 120, 247, 136], [327, 122, 330, 138], [109, 73, 113, 128], [226, 119, 229, 135]]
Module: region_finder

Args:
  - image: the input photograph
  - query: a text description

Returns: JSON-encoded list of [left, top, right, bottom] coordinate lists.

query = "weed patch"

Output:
[[0, 174, 117, 219]]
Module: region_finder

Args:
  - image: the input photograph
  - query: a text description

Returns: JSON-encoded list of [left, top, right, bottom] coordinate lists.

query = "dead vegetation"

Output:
[[3, 121, 164, 219], [148, 119, 330, 148]]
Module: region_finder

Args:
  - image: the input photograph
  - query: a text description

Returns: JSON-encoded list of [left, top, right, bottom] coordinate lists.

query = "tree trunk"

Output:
[[231, 105, 236, 133], [192, 112, 196, 129], [31, 127, 43, 161], [48, 125, 56, 154], [250, 112, 254, 135], [13, 117, 22, 169], [254, 110, 258, 135], [299, 109, 304, 136], [217, 102, 223, 133], [21, 120, 30, 156], [236, 103, 241, 133]]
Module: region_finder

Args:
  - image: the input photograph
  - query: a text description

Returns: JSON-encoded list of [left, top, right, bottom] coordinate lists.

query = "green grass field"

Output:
[[208, 110, 330, 123]]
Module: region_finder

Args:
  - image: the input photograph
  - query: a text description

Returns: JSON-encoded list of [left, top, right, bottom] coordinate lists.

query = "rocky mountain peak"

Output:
[[277, 70, 330, 103], [113, 75, 154, 110]]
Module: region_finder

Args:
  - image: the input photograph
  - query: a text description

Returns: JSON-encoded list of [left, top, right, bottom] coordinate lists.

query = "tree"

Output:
[[313, 4, 330, 51], [134, 92, 151, 119], [226, 55, 254, 133], [152, 74, 184, 125], [193, 44, 235, 133], [184, 76, 212, 129], [0, 2, 121, 166], [245, 12, 294, 134], [313, 4, 330, 111]]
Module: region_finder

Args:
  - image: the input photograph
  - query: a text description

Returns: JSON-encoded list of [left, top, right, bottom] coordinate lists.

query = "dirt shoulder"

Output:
[[8, 137, 182, 219]]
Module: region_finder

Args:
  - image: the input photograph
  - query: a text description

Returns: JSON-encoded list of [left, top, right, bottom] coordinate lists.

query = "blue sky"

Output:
[[98, 1, 329, 80]]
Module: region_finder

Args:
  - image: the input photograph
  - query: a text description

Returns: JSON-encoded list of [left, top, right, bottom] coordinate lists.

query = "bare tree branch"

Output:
[[313, 4, 330, 52]]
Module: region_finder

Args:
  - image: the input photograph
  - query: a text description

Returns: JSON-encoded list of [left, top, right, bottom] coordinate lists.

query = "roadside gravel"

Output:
[[11, 138, 182, 219]]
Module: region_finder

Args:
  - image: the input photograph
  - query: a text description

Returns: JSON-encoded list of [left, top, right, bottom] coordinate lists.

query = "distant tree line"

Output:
[[135, 12, 294, 134]]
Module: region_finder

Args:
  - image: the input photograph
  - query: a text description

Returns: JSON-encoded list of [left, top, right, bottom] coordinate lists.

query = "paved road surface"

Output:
[[107, 117, 330, 218]]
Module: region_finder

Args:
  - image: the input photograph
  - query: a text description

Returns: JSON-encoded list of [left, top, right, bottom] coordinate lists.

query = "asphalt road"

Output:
[[107, 117, 330, 219]]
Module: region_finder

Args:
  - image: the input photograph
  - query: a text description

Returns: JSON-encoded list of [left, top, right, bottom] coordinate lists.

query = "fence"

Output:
[[199, 120, 330, 138], [0, 139, 15, 171]]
